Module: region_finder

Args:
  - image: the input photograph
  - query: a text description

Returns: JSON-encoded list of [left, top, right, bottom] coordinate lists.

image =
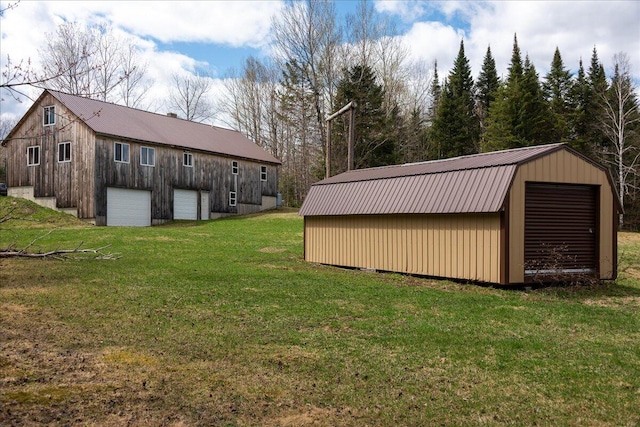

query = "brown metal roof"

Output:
[[299, 144, 568, 216], [48, 90, 281, 165]]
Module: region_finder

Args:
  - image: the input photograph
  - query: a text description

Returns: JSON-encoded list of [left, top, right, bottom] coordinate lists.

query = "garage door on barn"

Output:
[[524, 183, 598, 276], [106, 188, 151, 226], [173, 189, 198, 220]]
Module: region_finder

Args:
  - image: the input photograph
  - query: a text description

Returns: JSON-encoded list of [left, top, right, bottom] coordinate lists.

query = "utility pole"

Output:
[[325, 101, 356, 178]]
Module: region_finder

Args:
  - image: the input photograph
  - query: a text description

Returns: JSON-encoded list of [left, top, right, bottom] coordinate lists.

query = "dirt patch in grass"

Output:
[[259, 247, 287, 253], [582, 295, 640, 307], [264, 406, 355, 427]]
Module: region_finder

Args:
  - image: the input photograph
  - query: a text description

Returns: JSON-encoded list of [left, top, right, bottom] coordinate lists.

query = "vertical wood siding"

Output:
[[305, 213, 502, 283], [508, 149, 616, 282], [94, 137, 278, 224], [4, 93, 96, 218], [5, 92, 277, 223]]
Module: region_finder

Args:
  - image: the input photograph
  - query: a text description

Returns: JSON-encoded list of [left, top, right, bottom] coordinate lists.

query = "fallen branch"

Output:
[[0, 244, 120, 260]]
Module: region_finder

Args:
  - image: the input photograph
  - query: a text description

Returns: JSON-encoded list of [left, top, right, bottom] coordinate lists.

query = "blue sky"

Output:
[[1, 1, 639, 126]]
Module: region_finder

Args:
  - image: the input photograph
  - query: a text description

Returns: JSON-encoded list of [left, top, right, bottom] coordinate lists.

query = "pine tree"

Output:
[[483, 82, 520, 151], [586, 46, 609, 153], [278, 59, 318, 205], [519, 56, 554, 145], [427, 59, 442, 125], [332, 64, 398, 172], [543, 47, 573, 142], [567, 59, 592, 153], [430, 40, 480, 158], [507, 34, 524, 85], [476, 45, 500, 142], [484, 35, 525, 151]]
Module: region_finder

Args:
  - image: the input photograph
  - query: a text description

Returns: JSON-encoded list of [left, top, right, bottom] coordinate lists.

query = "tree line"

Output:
[[221, 2, 639, 229], [2, 1, 638, 228]]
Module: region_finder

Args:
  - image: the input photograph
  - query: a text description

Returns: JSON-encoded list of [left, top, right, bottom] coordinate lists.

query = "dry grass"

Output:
[[1, 199, 640, 426]]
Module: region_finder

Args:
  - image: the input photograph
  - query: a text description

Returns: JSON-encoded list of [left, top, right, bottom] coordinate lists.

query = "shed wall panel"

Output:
[[304, 213, 502, 283], [508, 149, 616, 283]]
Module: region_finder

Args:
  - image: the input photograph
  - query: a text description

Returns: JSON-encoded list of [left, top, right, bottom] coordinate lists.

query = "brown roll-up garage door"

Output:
[[525, 183, 597, 276]]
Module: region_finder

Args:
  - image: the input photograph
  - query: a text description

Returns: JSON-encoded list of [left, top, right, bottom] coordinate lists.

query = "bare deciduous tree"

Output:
[[271, 0, 341, 146], [38, 21, 97, 97], [598, 52, 640, 227], [118, 41, 151, 109], [37, 21, 149, 105], [168, 72, 215, 122]]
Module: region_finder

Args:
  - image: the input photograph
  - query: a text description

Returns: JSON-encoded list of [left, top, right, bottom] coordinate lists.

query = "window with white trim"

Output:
[[43, 106, 55, 126], [27, 146, 40, 166], [232, 160, 238, 175], [183, 152, 193, 167], [229, 191, 237, 207], [58, 141, 71, 162], [114, 142, 130, 163], [140, 146, 155, 166], [260, 165, 267, 181]]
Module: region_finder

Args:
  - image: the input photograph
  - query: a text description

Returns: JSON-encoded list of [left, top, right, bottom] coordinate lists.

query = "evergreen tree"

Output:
[[519, 56, 554, 145], [430, 40, 480, 158], [476, 45, 500, 142], [278, 59, 318, 205], [483, 35, 525, 151], [586, 46, 609, 153], [427, 60, 442, 125], [424, 60, 443, 159], [332, 64, 398, 172], [483, 82, 520, 151], [507, 34, 524, 85], [567, 59, 592, 153], [543, 47, 573, 142], [484, 40, 553, 150]]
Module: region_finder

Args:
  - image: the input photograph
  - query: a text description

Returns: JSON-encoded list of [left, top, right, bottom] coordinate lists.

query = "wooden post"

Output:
[[348, 108, 355, 171], [325, 101, 356, 178], [326, 120, 332, 179]]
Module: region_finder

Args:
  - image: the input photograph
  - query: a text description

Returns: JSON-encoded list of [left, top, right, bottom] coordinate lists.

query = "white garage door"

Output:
[[107, 188, 151, 226], [174, 189, 198, 220]]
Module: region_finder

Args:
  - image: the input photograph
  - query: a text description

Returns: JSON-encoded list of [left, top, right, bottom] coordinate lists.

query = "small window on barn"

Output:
[[260, 165, 267, 181], [27, 146, 40, 166], [183, 152, 193, 167], [58, 141, 71, 162], [114, 142, 130, 163], [232, 161, 238, 175], [229, 191, 237, 207], [43, 106, 55, 126], [140, 146, 155, 166]]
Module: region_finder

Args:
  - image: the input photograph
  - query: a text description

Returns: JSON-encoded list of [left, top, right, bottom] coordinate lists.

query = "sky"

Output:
[[1, 0, 639, 128]]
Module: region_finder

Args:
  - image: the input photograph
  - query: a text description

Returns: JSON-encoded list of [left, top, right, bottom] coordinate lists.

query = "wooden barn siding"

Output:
[[305, 213, 502, 283], [94, 137, 277, 223], [508, 149, 616, 283], [4, 94, 96, 218]]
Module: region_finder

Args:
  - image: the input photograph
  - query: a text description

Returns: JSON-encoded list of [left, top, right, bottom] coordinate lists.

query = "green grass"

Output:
[[1, 196, 639, 426]]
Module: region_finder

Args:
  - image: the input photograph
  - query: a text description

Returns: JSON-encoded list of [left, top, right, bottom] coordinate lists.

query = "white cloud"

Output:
[[466, 1, 640, 79], [0, 1, 284, 123], [400, 21, 466, 79], [393, 0, 639, 86], [2, 0, 639, 126], [374, 0, 427, 22]]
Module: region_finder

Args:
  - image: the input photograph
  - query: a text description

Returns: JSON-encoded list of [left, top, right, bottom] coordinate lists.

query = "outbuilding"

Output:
[[299, 144, 621, 285], [2, 90, 280, 226]]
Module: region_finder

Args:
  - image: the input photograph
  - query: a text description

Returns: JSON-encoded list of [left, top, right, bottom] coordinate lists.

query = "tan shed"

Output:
[[299, 144, 621, 285]]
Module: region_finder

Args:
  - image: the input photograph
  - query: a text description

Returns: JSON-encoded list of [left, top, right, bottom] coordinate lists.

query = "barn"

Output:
[[2, 90, 280, 226], [299, 144, 621, 285]]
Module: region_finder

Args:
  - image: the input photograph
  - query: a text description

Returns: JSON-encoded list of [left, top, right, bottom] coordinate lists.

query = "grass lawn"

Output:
[[1, 197, 639, 426]]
